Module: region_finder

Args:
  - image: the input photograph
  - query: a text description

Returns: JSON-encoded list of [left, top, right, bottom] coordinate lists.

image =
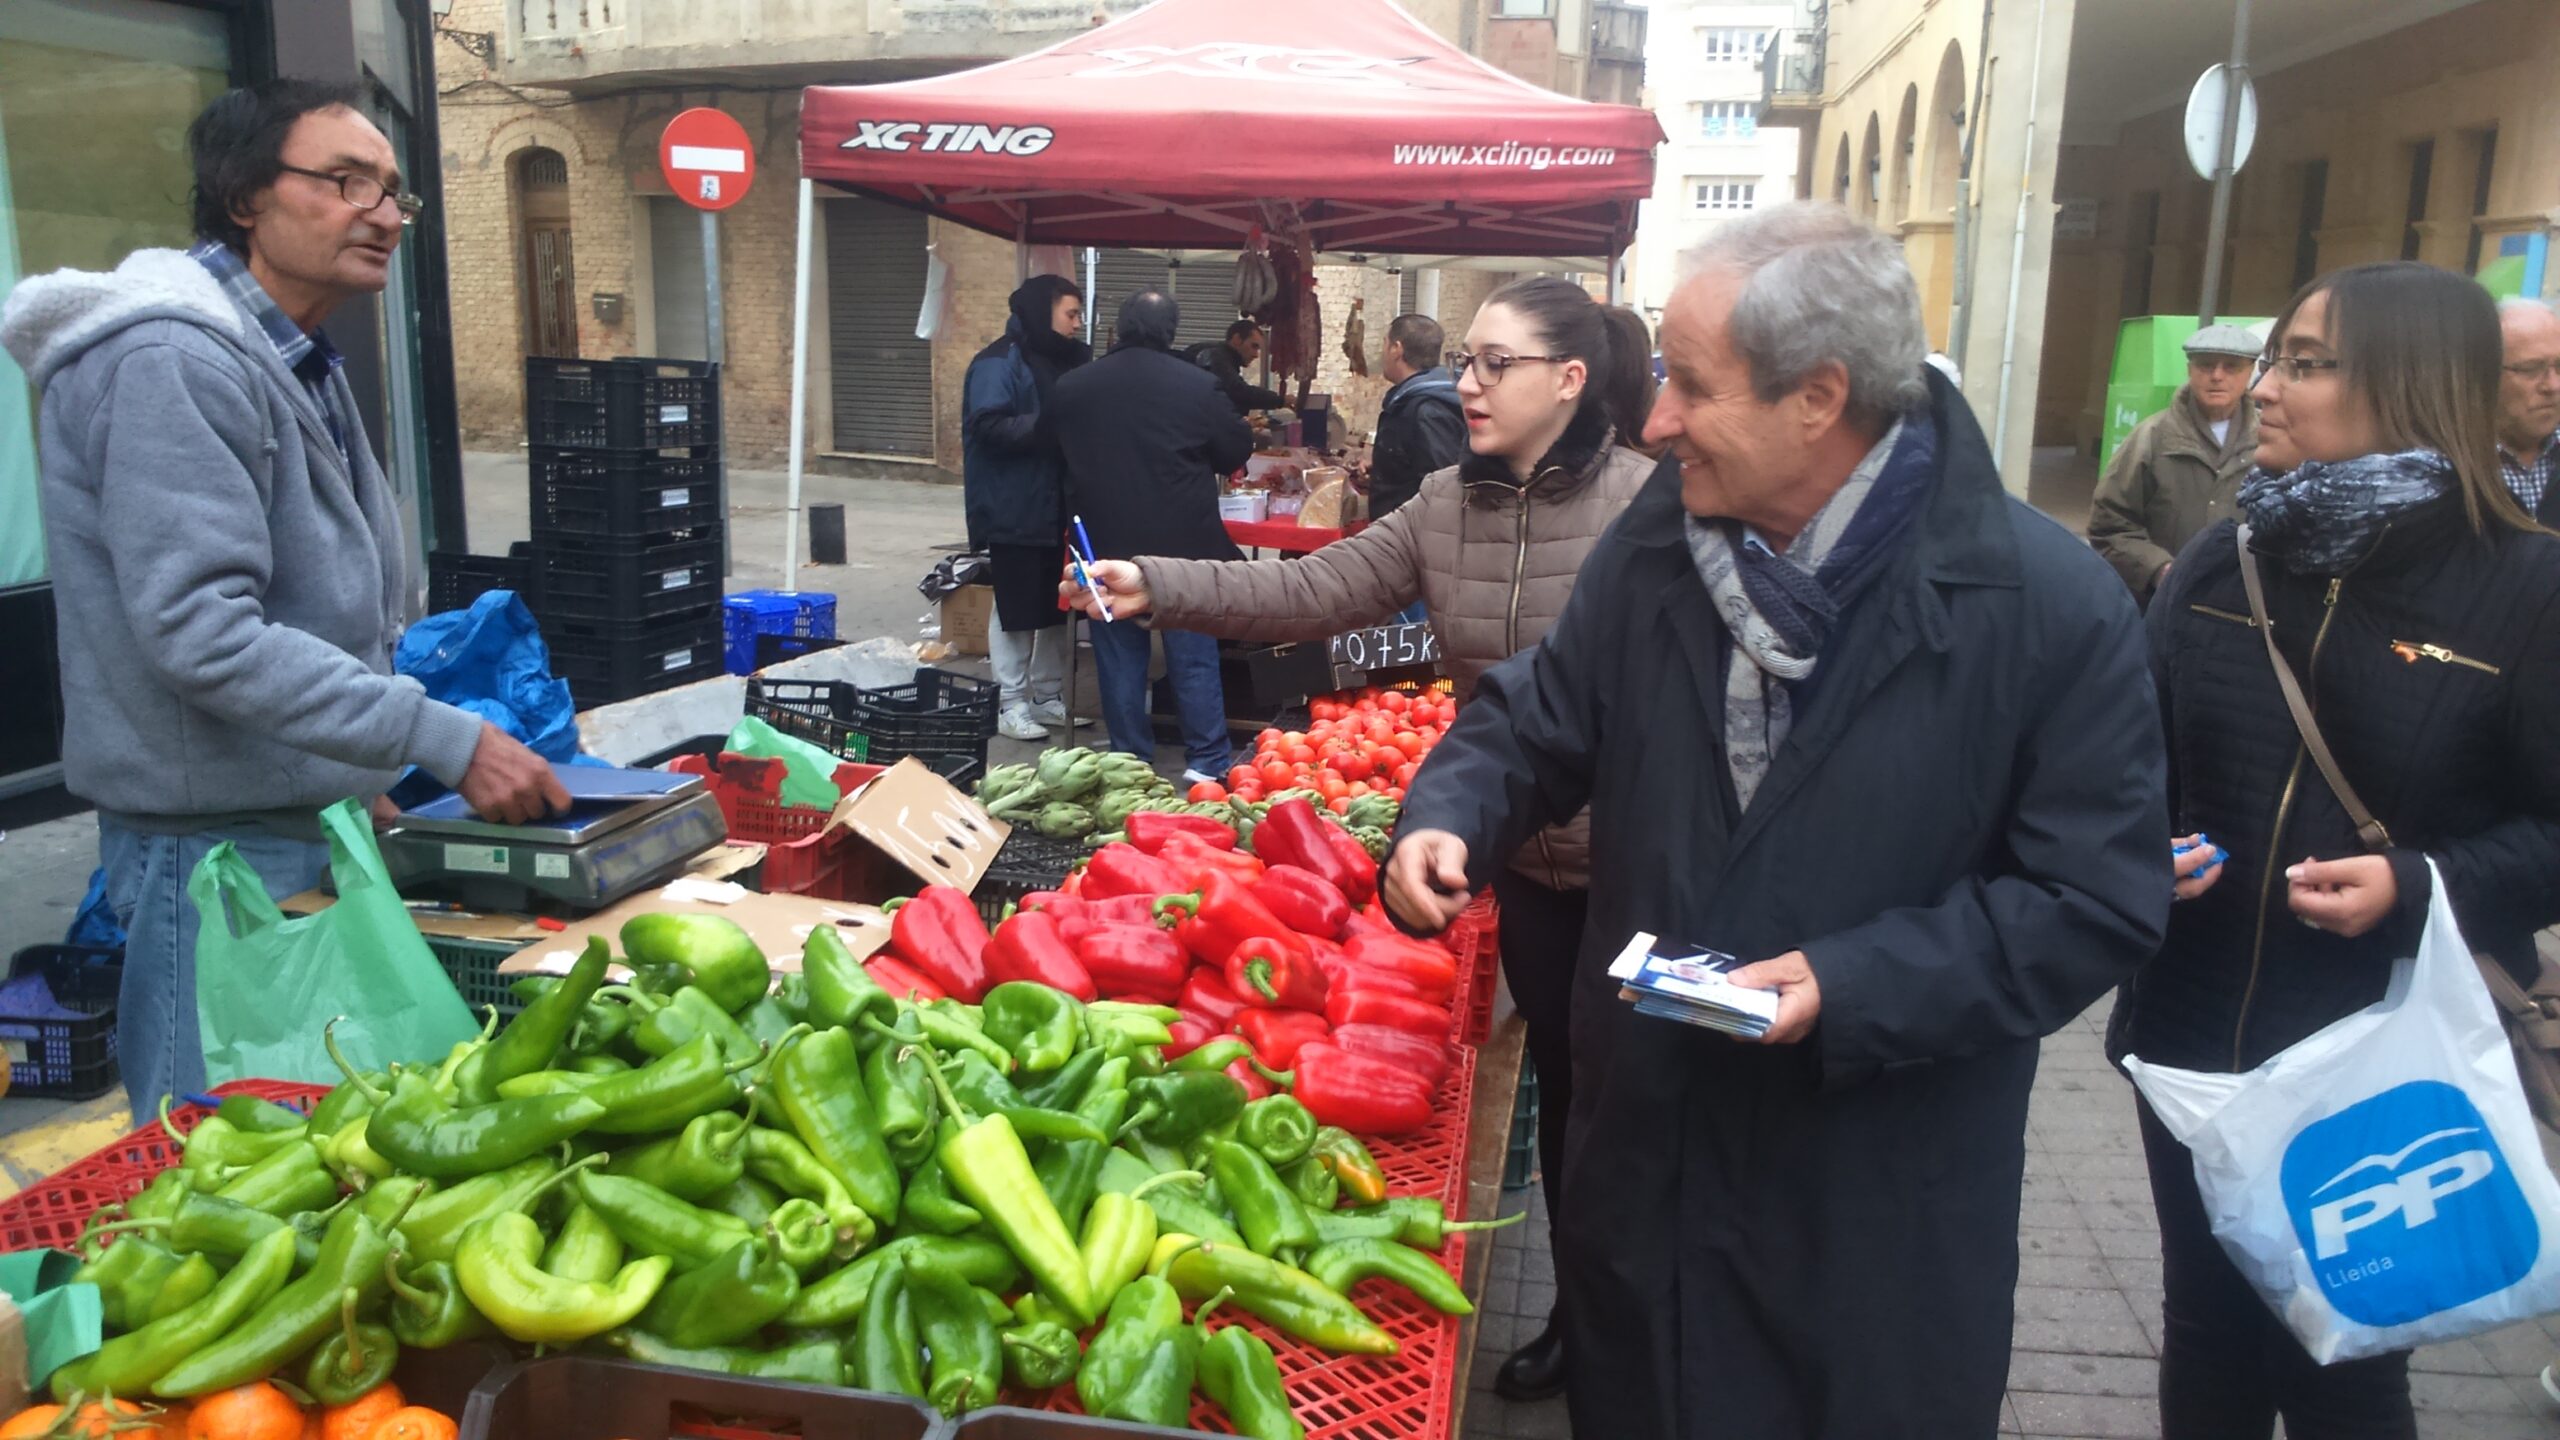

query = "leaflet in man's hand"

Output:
[[1606, 931, 1778, 1039]]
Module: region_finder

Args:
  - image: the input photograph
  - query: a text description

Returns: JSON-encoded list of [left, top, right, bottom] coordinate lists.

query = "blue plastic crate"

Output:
[[723, 589, 837, 674]]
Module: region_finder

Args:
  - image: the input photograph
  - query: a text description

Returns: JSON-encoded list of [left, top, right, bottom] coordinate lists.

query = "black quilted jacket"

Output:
[[2109, 499, 2560, 1073]]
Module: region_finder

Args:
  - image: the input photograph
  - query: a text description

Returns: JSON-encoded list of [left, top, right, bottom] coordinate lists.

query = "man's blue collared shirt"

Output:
[[189, 240, 351, 464]]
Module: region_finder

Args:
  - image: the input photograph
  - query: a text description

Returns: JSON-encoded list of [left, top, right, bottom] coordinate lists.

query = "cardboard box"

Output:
[[941, 583, 993, 657], [823, 754, 1011, 899], [499, 888, 897, 981]]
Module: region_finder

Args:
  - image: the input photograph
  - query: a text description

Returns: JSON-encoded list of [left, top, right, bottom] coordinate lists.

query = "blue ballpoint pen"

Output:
[[1069, 514, 1115, 622]]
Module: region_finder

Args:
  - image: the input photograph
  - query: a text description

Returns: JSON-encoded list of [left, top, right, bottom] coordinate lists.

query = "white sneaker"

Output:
[[1028, 699, 1086, 728], [1182, 769, 1224, 787], [997, 705, 1048, 741], [2541, 1363, 2560, 1408]]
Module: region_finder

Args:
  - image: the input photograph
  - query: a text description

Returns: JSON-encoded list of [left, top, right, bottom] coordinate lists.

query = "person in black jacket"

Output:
[[1186, 319, 1289, 414], [1382, 202, 2168, 1439], [1052, 290, 1253, 782], [962, 274, 1091, 739], [2111, 262, 2560, 1440], [1368, 312, 1464, 521]]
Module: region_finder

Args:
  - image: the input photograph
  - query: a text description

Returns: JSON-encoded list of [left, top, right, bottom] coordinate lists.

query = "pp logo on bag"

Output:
[[2280, 1080, 2538, 1326]]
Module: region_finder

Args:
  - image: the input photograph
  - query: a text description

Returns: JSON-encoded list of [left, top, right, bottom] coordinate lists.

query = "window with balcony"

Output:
[[1697, 101, 1758, 139], [1692, 178, 1758, 213], [1702, 28, 1771, 65], [1497, 0, 1554, 15]]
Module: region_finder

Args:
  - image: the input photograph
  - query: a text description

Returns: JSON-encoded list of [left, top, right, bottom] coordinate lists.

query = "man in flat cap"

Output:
[[2088, 323, 2263, 603]]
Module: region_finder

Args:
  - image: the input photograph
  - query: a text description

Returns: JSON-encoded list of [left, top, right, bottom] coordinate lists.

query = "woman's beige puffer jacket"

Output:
[[1136, 407, 1655, 891]]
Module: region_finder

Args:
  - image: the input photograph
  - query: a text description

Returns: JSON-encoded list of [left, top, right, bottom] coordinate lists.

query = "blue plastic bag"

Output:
[[64, 867, 126, 950], [397, 590, 581, 763]]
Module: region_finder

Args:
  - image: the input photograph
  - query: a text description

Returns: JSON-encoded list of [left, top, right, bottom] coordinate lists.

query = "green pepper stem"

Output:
[[909, 1039, 976, 1128], [1243, 958, 1280, 1002], [1110, 1104, 1159, 1143], [1193, 1283, 1233, 1331], [271, 1377, 316, 1407], [383, 1254, 435, 1310], [78, 1218, 172, 1239], [1128, 1169, 1205, 1201], [517, 1151, 610, 1212], [157, 1093, 181, 1146], [1249, 1060, 1294, 1089], [337, 1287, 365, 1375], [323, 1019, 386, 1103], [879, 896, 909, 915], [1443, 1213, 1529, 1234]]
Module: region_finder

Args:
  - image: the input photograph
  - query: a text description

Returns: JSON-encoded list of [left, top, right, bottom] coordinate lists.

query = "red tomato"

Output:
[[1317, 773, 1348, 800], [1328, 795, 1352, 815], [1228, 765, 1255, 789], [1188, 781, 1228, 802], [1233, 781, 1264, 802], [1284, 743, 1315, 766], [1257, 728, 1282, 748], [1259, 760, 1294, 789], [1379, 691, 1410, 714], [1394, 762, 1420, 788], [1393, 730, 1424, 753], [1370, 744, 1405, 770]]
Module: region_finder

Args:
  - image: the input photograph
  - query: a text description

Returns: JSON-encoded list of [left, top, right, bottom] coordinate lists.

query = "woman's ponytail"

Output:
[[1481, 276, 1654, 447]]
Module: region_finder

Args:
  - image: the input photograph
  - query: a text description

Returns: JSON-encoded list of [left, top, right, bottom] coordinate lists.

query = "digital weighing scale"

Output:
[[379, 765, 728, 913]]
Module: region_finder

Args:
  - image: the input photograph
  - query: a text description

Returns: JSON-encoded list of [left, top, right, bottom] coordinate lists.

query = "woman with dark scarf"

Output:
[[2112, 261, 2560, 1438], [963, 273, 1092, 739]]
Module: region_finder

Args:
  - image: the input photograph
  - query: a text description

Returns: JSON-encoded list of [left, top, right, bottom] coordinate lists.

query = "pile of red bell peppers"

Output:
[[853, 798, 1466, 1136]]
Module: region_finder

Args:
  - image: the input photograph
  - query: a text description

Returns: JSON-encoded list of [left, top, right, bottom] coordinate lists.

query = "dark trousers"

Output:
[[1491, 867, 1587, 1323], [1083, 620, 1233, 776], [2137, 1097, 2417, 1440]]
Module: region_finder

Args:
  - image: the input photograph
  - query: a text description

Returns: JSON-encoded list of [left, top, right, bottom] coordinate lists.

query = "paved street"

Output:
[[1455, 1002, 2560, 1439]]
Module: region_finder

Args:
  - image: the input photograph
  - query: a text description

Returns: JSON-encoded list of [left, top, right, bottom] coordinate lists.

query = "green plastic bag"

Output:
[[188, 799, 481, 1086], [724, 713, 846, 810]]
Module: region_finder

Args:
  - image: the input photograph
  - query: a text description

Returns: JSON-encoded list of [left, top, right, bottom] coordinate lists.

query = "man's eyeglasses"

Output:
[[2251, 353, 2343, 387], [2503, 359, 2560, 383], [1448, 350, 1566, 386], [278, 165, 425, 224]]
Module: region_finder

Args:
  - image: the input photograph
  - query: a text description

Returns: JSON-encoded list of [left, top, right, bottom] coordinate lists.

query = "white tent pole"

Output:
[[784, 176, 814, 593]]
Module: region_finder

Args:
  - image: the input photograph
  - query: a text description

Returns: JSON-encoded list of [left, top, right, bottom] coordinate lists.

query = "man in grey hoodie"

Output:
[[0, 80, 566, 1119]]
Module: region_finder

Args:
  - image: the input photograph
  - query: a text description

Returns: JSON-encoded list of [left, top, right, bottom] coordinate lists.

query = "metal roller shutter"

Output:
[[1085, 251, 1244, 351], [826, 198, 933, 458], [1087, 249, 1167, 345], [1167, 258, 1242, 349]]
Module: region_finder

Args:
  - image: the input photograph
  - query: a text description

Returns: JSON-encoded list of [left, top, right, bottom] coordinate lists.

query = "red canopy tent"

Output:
[[775, 0, 1662, 585], [794, 0, 1664, 258]]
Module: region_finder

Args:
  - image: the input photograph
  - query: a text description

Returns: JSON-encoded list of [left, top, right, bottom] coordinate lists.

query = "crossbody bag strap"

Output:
[[2234, 524, 2394, 852]]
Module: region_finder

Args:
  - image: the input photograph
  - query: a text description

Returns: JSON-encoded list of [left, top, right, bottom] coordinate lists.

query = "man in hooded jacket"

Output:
[[964, 274, 1092, 739], [0, 81, 563, 1119], [1383, 203, 2167, 1439]]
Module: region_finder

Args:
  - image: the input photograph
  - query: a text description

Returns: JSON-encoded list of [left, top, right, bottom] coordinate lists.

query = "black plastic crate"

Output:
[[944, 1409, 1197, 1438], [751, 630, 847, 669], [0, 945, 120, 1100], [746, 669, 998, 774], [427, 544, 534, 615], [535, 531, 724, 623], [525, 356, 721, 450], [458, 1355, 938, 1440], [529, 445, 722, 541], [548, 608, 724, 708], [972, 830, 1090, 924]]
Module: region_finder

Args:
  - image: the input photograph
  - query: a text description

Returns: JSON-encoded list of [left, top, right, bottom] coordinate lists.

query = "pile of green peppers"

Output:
[[59, 913, 1511, 1438]]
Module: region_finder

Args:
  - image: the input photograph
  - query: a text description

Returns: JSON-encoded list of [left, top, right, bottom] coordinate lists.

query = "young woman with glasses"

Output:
[[1063, 274, 1656, 1402], [2110, 261, 2560, 1438]]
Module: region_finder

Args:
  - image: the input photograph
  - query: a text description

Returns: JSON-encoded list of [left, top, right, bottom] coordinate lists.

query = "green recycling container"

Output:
[[2099, 314, 2272, 471]]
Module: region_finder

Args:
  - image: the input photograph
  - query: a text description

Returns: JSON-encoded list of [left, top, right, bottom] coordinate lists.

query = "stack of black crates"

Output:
[[523, 356, 725, 707]]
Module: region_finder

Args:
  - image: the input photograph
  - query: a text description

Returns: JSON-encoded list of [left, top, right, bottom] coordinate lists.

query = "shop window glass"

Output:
[[0, 0, 230, 588]]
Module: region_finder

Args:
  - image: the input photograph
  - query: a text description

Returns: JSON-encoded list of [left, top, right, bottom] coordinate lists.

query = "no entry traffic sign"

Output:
[[660, 107, 756, 211]]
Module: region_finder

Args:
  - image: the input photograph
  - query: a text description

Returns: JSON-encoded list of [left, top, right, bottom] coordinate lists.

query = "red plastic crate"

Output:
[[664, 751, 884, 899], [0, 1079, 330, 1250], [1367, 1042, 1476, 1214], [1450, 894, 1500, 1047], [1022, 1231, 1468, 1439]]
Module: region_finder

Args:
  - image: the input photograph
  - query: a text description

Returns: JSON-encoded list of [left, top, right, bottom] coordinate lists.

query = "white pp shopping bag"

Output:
[[2124, 862, 2560, 1363]]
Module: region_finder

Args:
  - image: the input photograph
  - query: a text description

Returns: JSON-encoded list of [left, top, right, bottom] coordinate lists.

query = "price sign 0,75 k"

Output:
[[1331, 621, 1443, 672]]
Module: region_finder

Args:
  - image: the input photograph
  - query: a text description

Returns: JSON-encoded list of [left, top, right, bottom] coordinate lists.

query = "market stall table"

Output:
[[1225, 519, 1361, 554]]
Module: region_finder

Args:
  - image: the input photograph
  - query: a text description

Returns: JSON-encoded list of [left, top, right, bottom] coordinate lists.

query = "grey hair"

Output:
[[1677, 201, 1929, 418], [2497, 296, 2557, 319]]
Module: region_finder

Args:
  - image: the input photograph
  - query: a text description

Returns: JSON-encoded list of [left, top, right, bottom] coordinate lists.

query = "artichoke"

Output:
[[1035, 802, 1096, 839]]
